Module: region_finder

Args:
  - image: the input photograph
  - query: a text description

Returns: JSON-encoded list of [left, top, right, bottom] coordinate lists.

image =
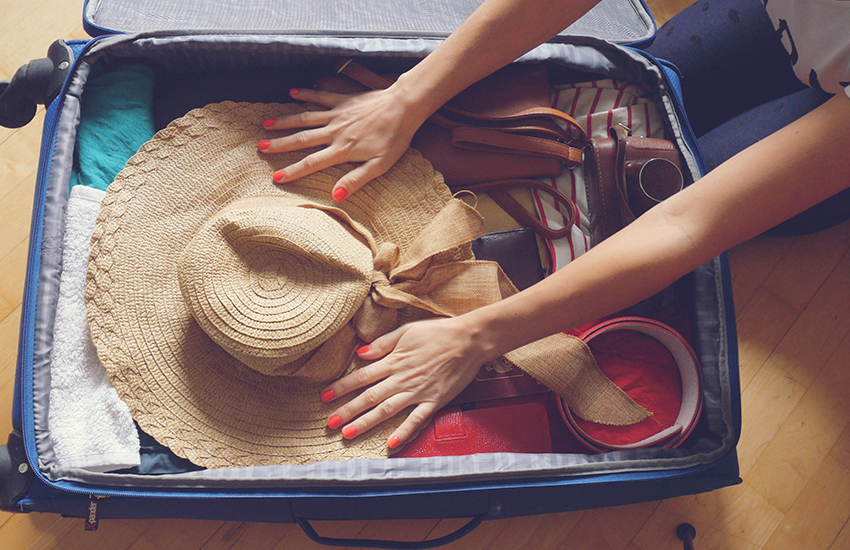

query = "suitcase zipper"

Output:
[[12, 32, 739, 521]]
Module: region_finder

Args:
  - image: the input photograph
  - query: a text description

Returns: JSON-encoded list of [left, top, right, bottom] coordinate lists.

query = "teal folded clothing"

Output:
[[69, 64, 156, 192]]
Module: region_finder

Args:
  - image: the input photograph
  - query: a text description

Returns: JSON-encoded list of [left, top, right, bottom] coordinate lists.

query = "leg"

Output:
[[645, 0, 805, 137], [647, 0, 848, 235], [697, 87, 833, 172], [696, 87, 848, 235]]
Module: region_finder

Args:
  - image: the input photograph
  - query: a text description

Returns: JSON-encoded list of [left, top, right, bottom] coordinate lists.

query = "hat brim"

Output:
[[86, 102, 456, 468]]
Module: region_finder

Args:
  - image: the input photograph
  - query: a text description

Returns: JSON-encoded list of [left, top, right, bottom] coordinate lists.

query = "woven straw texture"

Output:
[[85, 102, 456, 468]]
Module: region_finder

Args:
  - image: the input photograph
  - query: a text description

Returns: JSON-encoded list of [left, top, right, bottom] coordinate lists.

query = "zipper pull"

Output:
[[84, 495, 102, 531]]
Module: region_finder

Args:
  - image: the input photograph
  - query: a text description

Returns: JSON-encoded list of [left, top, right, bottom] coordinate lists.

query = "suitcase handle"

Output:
[[0, 40, 73, 128], [295, 514, 484, 549]]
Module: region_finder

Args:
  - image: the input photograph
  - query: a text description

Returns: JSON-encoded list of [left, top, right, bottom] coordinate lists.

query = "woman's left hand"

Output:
[[260, 86, 426, 200], [320, 315, 493, 449]]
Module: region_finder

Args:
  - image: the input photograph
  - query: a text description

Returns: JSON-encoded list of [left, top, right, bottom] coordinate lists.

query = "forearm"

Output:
[[466, 93, 850, 359], [391, 0, 600, 124]]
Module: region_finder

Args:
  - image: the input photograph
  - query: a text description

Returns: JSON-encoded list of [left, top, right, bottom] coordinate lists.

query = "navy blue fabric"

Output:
[[645, 0, 847, 235], [646, 0, 809, 138], [696, 87, 832, 172], [113, 425, 203, 475]]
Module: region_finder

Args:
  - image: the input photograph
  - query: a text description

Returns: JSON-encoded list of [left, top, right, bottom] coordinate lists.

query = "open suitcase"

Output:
[[0, 0, 741, 547]]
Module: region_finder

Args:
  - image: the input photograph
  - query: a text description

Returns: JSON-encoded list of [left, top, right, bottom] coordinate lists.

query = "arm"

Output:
[[259, 0, 600, 200], [324, 92, 850, 447], [483, 93, 850, 348]]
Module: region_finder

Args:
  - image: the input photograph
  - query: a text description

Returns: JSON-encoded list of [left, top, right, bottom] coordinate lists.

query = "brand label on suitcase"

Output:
[[84, 496, 100, 531]]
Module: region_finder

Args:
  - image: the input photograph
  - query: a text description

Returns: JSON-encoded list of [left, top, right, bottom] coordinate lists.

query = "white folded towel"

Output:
[[48, 185, 140, 472]]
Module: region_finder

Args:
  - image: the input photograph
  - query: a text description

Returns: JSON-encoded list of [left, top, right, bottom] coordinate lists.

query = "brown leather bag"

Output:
[[583, 125, 684, 247], [318, 59, 587, 187], [316, 60, 585, 239]]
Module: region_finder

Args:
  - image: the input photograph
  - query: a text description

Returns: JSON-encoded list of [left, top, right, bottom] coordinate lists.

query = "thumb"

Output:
[[356, 324, 412, 360]]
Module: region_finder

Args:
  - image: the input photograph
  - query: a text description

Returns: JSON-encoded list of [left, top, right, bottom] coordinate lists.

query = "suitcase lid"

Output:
[[82, 0, 656, 46]]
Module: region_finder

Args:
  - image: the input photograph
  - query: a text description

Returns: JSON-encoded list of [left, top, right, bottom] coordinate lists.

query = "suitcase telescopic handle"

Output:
[[295, 514, 484, 549], [0, 40, 74, 129]]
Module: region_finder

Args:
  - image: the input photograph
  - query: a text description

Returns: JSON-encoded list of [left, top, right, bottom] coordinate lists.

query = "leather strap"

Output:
[[453, 179, 577, 240], [441, 104, 587, 141], [611, 125, 637, 225], [452, 126, 583, 168], [335, 58, 394, 89], [436, 114, 573, 141], [335, 59, 585, 162]]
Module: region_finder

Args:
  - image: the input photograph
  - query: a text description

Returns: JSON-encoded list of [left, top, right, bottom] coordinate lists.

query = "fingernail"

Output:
[[342, 425, 357, 439], [333, 187, 348, 202], [262, 119, 275, 128], [257, 140, 271, 150], [388, 436, 400, 449], [328, 415, 342, 429], [321, 389, 335, 402], [356, 344, 371, 355], [273, 169, 286, 182], [290, 88, 300, 97]]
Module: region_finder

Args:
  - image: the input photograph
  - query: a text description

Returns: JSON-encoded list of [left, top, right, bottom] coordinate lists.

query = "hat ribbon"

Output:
[[333, 198, 648, 426]]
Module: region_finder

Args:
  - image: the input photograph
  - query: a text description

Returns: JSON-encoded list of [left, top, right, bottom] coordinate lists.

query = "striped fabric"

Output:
[[533, 80, 667, 272]]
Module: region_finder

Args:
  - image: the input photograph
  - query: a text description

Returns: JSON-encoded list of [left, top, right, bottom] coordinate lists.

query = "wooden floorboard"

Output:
[[2, 0, 849, 548]]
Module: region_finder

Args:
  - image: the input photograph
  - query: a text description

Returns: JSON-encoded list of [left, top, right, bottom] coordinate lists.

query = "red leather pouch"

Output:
[[395, 395, 554, 458]]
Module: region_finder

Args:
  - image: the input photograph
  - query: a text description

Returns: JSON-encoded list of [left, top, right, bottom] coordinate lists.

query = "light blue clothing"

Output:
[[69, 64, 156, 192]]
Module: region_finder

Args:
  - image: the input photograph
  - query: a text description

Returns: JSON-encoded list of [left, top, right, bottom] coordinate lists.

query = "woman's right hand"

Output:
[[320, 315, 498, 450], [259, 85, 428, 201]]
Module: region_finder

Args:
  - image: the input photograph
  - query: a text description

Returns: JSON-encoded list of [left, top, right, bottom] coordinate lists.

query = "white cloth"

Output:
[[48, 185, 140, 472], [765, 0, 850, 98]]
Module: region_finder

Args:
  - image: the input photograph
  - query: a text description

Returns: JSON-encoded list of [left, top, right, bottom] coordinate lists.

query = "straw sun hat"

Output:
[[85, 101, 647, 469]]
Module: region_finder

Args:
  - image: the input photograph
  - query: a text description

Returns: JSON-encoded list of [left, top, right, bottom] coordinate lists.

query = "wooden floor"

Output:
[[2, 1, 850, 548]]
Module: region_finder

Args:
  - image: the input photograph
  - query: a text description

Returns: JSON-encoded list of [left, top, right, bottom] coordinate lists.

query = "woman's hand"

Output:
[[259, 86, 426, 201], [255, 0, 603, 202], [320, 316, 495, 450]]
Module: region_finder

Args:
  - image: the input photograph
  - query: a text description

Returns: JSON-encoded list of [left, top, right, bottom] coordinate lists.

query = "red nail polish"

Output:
[[332, 187, 348, 202], [388, 436, 400, 449], [321, 389, 335, 402], [273, 169, 286, 182], [342, 426, 357, 439], [257, 140, 271, 150], [328, 415, 342, 429], [356, 344, 371, 355], [262, 119, 275, 128], [290, 88, 300, 97]]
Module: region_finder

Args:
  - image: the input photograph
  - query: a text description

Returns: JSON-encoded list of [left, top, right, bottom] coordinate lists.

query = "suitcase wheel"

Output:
[[0, 430, 34, 512]]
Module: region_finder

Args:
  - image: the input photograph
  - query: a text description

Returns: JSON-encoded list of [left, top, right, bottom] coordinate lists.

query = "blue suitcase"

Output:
[[0, 0, 740, 547]]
